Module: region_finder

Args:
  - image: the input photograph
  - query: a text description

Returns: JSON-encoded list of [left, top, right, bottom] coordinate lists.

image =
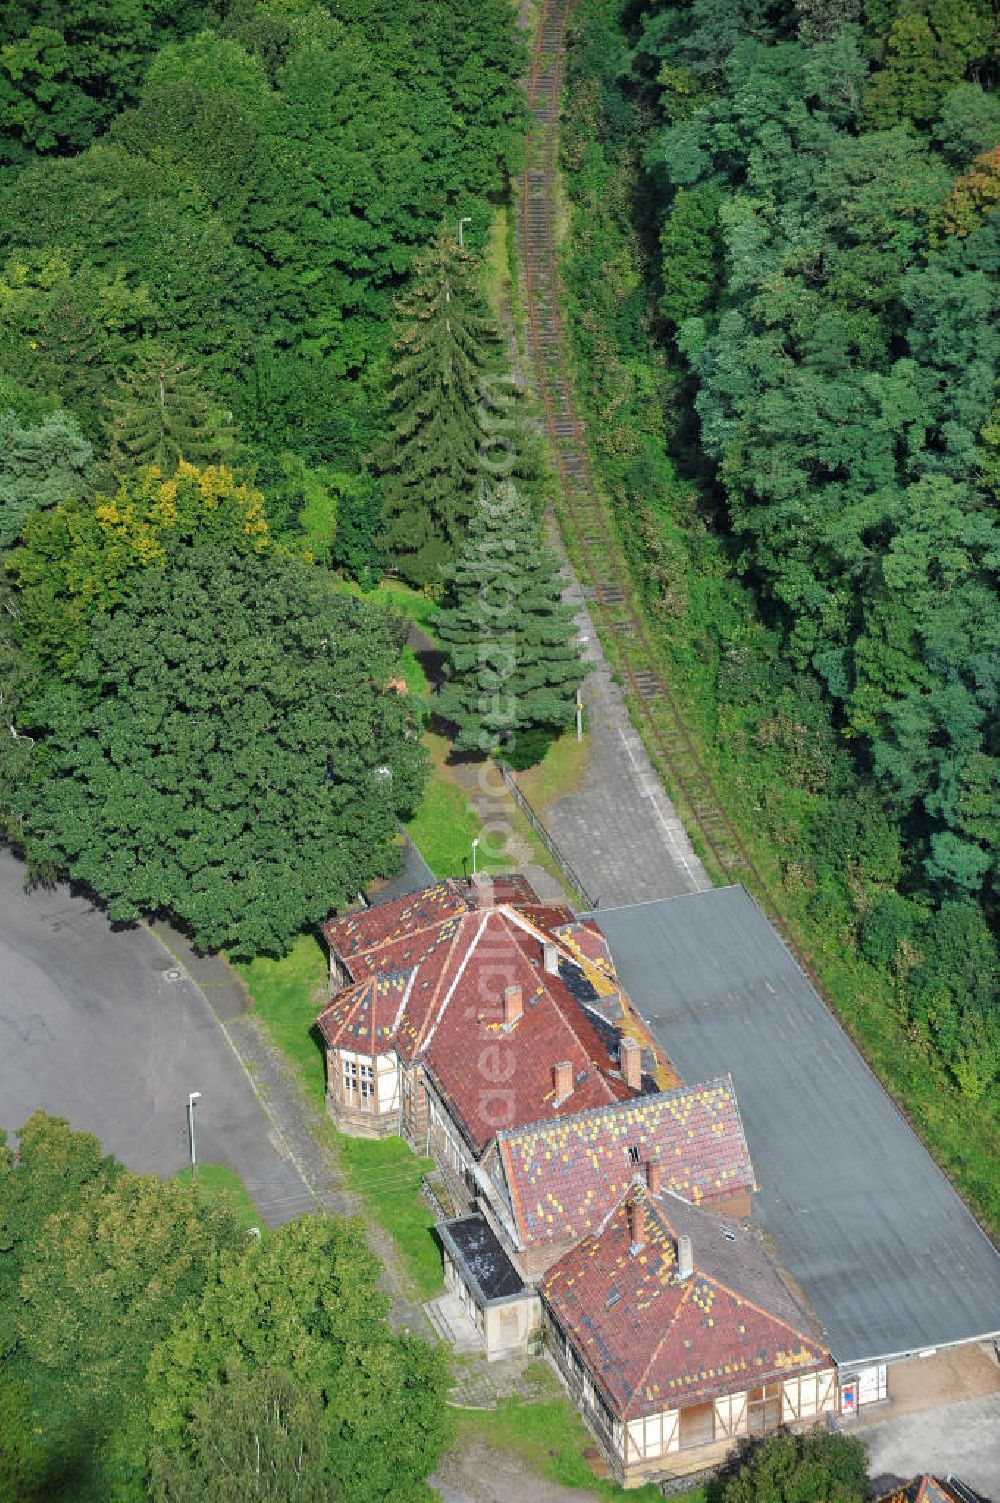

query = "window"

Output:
[[679, 1401, 715, 1449], [342, 1057, 374, 1108], [747, 1383, 782, 1436]]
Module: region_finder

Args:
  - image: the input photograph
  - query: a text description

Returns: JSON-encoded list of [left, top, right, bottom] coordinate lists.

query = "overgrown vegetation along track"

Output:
[[517, 0, 787, 922]]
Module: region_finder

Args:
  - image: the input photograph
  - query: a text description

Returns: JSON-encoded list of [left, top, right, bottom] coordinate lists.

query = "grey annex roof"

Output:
[[591, 885, 1000, 1368]]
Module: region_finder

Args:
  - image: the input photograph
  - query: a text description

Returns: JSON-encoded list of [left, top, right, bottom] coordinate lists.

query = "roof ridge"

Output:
[[407, 907, 473, 1053], [497, 1075, 737, 1143], [317, 973, 377, 1047], [629, 1265, 694, 1410], [645, 1190, 822, 1354], [419, 910, 491, 1054]]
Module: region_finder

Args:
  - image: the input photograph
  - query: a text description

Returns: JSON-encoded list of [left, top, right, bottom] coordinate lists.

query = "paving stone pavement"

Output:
[[546, 564, 711, 910], [857, 1391, 1000, 1500]]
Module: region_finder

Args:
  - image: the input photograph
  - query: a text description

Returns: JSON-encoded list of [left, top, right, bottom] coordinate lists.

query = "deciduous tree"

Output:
[[11, 461, 269, 674], [148, 1216, 450, 1503], [716, 1431, 867, 1503], [149, 1370, 328, 1503], [18, 550, 426, 954]]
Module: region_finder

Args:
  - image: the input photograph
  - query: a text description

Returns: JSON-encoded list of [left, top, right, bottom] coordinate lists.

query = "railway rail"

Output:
[[515, 0, 791, 927]]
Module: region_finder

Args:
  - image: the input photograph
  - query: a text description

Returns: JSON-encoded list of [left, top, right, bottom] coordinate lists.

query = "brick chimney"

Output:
[[646, 1159, 662, 1197], [620, 1036, 642, 1091], [543, 939, 559, 975], [503, 984, 523, 1026], [553, 1059, 573, 1102], [677, 1233, 693, 1281], [627, 1197, 645, 1254]]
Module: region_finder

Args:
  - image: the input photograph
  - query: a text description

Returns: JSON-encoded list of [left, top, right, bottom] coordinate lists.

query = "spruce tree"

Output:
[[101, 341, 237, 480], [378, 236, 500, 588], [436, 480, 584, 764]]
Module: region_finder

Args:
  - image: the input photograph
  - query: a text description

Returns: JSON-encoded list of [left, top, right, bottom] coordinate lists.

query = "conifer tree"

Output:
[[436, 479, 583, 764], [378, 236, 500, 588], [101, 341, 237, 480]]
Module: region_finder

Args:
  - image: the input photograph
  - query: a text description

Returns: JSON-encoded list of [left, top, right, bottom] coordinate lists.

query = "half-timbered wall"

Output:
[[326, 1046, 400, 1136]]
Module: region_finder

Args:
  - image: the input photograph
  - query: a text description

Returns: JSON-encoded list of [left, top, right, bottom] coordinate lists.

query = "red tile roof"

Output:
[[320, 881, 472, 972], [318, 893, 640, 1153], [554, 919, 618, 976], [541, 1187, 829, 1419], [497, 1078, 754, 1249], [315, 968, 415, 1056], [874, 1482, 970, 1503]]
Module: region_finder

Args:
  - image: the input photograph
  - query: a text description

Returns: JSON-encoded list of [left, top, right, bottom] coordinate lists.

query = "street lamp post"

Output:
[[187, 1091, 202, 1174], [458, 216, 472, 249], [471, 837, 480, 877]]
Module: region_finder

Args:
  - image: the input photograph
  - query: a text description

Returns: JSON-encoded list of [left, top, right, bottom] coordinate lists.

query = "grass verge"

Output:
[[454, 1372, 705, 1503], [236, 939, 443, 1299], [515, 729, 589, 815], [333, 574, 441, 637], [332, 1131, 443, 1301], [234, 934, 328, 1110], [178, 1162, 263, 1234]]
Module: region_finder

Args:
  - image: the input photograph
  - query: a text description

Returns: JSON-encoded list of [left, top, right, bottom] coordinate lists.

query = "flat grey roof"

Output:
[[593, 886, 1000, 1368]]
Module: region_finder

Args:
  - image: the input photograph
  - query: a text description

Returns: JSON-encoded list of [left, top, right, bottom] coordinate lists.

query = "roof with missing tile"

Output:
[[497, 1079, 754, 1249], [873, 1480, 978, 1503], [318, 887, 637, 1153], [592, 885, 1000, 1364], [541, 1186, 830, 1420]]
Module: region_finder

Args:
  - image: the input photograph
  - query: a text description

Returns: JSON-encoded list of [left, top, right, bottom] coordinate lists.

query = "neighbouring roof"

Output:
[[497, 1078, 754, 1249], [439, 1215, 525, 1304], [592, 886, 1000, 1365], [874, 1479, 984, 1503], [318, 885, 639, 1153], [541, 1185, 829, 1421], [321, 875, 574, 980]]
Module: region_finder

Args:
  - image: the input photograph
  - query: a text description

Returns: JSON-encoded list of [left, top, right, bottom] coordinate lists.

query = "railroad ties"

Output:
[[515, 0, 789, 913]]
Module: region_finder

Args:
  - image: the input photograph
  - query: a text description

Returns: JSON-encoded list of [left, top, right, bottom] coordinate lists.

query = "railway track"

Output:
[[516, 0, 786, 924]]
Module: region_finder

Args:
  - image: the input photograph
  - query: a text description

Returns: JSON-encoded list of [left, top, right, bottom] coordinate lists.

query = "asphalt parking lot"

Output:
[[0, 850, 314, 1224]]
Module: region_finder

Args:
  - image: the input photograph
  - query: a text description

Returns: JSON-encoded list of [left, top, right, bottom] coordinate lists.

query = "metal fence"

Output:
[[499, 762, 598, 912]]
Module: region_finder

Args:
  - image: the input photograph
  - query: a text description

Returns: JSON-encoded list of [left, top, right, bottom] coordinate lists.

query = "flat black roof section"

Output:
[[592, 886, 1000, 1367], [440, 1214, 525, 1304]]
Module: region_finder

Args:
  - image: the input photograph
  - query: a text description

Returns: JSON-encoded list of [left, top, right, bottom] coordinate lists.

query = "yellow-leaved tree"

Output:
[[10, 461, 269, 674]]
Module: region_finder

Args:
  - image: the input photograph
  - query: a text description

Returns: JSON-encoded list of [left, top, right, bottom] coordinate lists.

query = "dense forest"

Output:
[[0, 0, 587, 954], [560, 0, 1000, 1177], [0, 1114, 448, 1502]]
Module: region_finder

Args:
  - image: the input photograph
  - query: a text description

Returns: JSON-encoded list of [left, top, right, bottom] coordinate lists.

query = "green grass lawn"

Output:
[[176, 1162, 264, 1235], [400, 642, 430, 698], [454, 1375, 705, 1503], [333, 575, 441, 637], [515, 729, 589, 814], [235, 937, 444, 1300], [234, 934, 329, 1110], [405, 733, 513, 879], [332, 1131, 444, 1300]]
